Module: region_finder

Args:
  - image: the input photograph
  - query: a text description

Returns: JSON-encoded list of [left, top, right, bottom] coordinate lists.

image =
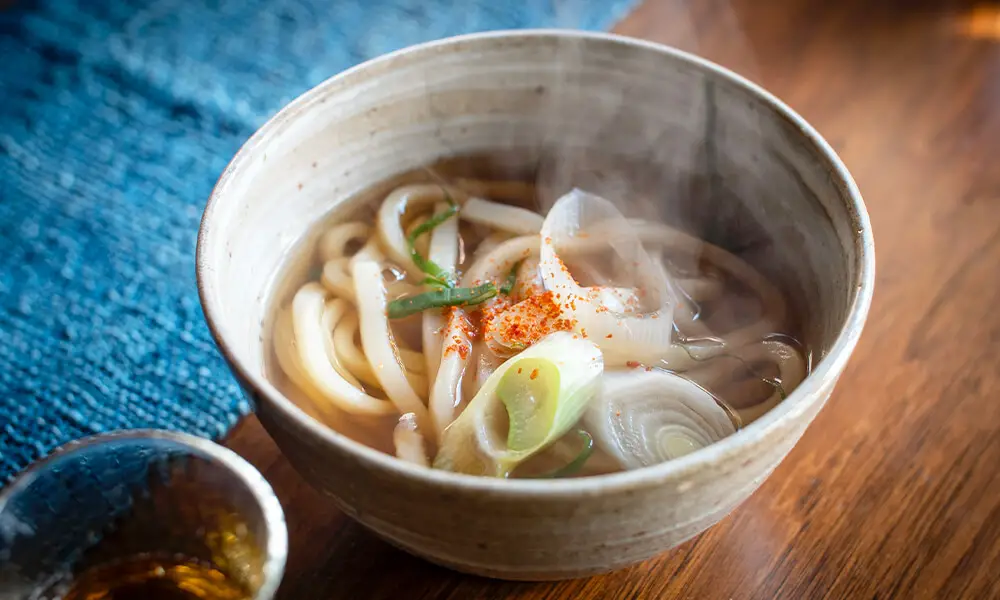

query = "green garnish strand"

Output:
[[409, 203, 458, 243], [421, 276, 451, 289], [531, 430, 595, 479], [499, 261, 520, 295], [388, 282, 498, 319], [407, 199, 459, 288]]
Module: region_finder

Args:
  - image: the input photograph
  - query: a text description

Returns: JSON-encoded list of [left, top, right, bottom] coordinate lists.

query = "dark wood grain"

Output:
[[227, 0, 1000, 597]]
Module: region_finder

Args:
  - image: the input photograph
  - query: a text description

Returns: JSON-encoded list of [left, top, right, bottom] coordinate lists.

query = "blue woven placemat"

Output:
[[0, 0, 637, 484]]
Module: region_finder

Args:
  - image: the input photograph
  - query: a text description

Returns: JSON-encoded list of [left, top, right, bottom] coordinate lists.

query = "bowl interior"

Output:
[[199, 31, 865, 454]]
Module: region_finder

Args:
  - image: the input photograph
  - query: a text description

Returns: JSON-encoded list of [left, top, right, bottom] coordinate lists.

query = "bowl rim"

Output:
[[196, 28, 875, 497], [0, 429, 288, 600]]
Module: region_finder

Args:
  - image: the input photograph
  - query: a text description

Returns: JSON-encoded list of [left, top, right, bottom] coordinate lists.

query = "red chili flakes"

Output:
[[491, 290, 577, 350], [517, 367, 523, 374], [480, 296, 512, 342], [443, 307, 474, 359], [606, 333, 613, 339], [626, 361, 642, 368], [529, 368, 539, 380]]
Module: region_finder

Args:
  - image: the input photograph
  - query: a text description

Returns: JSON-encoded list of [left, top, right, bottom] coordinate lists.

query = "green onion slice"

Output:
[[499, 261, 520, 296], [407, 201, 459, 287], [433, 332, 604, 477], [387, 282, 498, 319], [529, 430, 595, 479]]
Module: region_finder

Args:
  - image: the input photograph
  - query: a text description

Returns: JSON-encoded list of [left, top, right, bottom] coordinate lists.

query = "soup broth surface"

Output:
[[265, 155, 808, 478]]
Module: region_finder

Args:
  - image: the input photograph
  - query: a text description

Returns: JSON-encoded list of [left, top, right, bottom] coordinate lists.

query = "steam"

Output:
[[521, 3, 804, 414]]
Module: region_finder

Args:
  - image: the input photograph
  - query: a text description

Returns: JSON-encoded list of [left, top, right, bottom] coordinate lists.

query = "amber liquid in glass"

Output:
[[59, 554, 250, 600]]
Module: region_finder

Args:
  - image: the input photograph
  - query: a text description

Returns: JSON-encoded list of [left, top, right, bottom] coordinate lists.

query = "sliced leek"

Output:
[[584, 370, 737, 469], [433, 332, 603, 477]]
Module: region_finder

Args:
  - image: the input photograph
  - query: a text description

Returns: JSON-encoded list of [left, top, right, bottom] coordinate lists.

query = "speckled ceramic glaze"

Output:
[[197, 30, 874, 580]]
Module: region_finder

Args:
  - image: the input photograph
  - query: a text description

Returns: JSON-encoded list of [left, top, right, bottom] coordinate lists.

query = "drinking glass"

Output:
[[0, 430, 287, 599]]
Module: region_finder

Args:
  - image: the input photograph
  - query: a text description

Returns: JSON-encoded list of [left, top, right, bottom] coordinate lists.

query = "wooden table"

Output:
[[228, 0, 1000, 597]]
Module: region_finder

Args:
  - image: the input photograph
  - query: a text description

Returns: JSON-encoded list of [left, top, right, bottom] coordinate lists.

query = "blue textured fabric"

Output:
[[0, 0, 637, 484]]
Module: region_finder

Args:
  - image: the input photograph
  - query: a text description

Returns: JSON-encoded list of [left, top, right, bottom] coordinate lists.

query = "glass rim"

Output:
[[0, 428, 288, 600]]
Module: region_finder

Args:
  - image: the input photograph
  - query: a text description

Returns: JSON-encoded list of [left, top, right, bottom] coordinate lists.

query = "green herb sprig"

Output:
[[499, 261, 520, 296], [407, 201, 459, 288], [387, 281, 498, 319]]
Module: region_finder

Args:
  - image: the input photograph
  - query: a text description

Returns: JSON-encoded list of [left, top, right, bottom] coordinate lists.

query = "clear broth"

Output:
[[263, 154, 808, 476]]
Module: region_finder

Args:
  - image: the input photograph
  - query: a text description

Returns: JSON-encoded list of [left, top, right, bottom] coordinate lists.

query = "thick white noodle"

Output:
[[275, 181, 806, 471], [318, 222, 372, 302], [393, 413, 429, 467], [476, 346, 503, 390], [429, 309, 472, 438], [318, 222, 371, 262], [470, 232, 511, 264], [289, 283, 396, 416], [629, 220, 788, 349], [351, 245, 433, 438], [461, 235, 539, 287], [332, 312, 382, 389], [513, 256, 543, 300], [422, 201, 459, 382], [321, 257, 355, 301], [461, 236, 540, 364], [320, 299, 362, 388], [422, 310, 446, 385], [405, 214, 431, 259], [329, 311, 428, 394], [273, 309, 349, 425], [460, 197, 544, 236], [376, 184, 461, 278]]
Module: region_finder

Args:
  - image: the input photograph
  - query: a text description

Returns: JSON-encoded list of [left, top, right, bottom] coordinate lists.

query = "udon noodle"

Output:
[[268, 174, 808, 478]]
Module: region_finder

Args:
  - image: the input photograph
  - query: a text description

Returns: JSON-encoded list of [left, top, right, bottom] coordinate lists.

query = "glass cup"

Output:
[[0, 430, 287, 600]]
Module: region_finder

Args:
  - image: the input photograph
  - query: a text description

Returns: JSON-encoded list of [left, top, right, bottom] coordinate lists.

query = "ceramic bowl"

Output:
[[197, 30, 874, 580]]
